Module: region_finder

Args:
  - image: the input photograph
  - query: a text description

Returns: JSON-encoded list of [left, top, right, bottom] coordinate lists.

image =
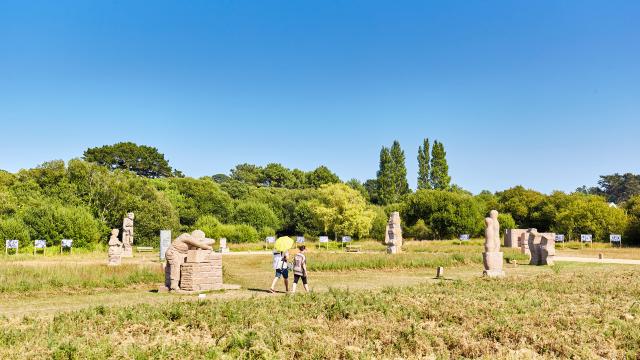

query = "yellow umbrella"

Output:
[[274, 236, 294, 252]]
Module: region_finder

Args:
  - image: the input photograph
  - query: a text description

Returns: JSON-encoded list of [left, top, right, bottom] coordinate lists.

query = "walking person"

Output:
[[269, 250, 289, 293], [291, 245, 309, 293]]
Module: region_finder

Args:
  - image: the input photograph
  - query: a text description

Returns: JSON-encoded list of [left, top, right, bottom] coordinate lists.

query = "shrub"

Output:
[[407, 219, 432, 240], [20, 203, 105, 248], [233, 202, 280, 231], [194, 215, 223, 239], [0, 217, 30, 249], [218, 224, 259, 243]]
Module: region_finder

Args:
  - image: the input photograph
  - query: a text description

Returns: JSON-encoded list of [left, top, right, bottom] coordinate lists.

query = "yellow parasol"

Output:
[[274, 236, 294, 252]]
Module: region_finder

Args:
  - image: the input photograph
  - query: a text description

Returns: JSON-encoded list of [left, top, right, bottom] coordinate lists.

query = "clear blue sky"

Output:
[[1, 1, 638, 194]]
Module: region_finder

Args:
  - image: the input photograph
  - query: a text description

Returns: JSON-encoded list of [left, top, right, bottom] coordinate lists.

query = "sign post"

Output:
[[459, 234, 470, 242], [610, 234, 622, 247], [60, 239, 73, 254], [319, 236, 329, 250], [265, 236, 276, 250], [5, 240, 18, 255], [160, 230, 171, 261], [34, 240, 46, 255], [580, 234, 592, 248], [555, 234, 565, 248], [296, 236, 305, 244], [341, 236, 351, 249]]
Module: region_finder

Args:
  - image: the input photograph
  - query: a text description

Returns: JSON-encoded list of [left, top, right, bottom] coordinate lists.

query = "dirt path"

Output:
[[555, 256, 640, 265]]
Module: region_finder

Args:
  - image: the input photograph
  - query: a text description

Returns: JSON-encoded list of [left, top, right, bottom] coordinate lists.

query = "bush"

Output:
[[404, 190, 483, 239], [218, 224, 259, 243], [194, 215, 223, 239], [20, 203, 106, 248], [553, 194, 628, 241], [369, 206, 388, 241], [497, 213, 516, 237], [407, 219, 432, 240], [0, 217, 30, 249], [233, 202, 280, 231]]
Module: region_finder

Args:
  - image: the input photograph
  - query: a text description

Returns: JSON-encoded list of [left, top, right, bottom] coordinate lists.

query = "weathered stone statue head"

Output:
[[191, 230, 206, 239], [490, 210, 498, 220], [127, 212, 135, 220], [111, 229, 120, 237]]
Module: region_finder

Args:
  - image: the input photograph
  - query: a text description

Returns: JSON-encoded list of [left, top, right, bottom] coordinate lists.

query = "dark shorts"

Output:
[[275, 268, 289, 279], [294, 274, 308, 285]]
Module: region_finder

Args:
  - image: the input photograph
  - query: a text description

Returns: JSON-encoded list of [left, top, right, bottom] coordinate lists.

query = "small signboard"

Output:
[[459, 234, 470, 241], [219, 237, 227, 248], [341, 236, 352, 243], [555, 235, 565, 243], [265, 236, 276, 244], [160, 230, 171, 260], [319, 236, 329, 243], [5, 240, 18, 255], [580, 234, 593, 243], [61, 239, 73, 248], [610, 234, 622, 243], [34, 240, 46, 248], [296, 236, 305, 243]]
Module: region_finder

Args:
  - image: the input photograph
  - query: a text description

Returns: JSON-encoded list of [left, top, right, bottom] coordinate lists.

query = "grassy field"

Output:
[[1, 240, 640, 359]]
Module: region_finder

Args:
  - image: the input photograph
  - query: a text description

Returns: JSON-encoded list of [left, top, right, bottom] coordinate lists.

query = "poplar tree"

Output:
[[376, 146, 395, 204], [429, 140, 451, 190], [417, 138, 431, 190], [390, 141, 410, 197]]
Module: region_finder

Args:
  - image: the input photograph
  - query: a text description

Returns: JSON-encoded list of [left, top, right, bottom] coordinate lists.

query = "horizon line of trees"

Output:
[[1, 142, 639, 249]]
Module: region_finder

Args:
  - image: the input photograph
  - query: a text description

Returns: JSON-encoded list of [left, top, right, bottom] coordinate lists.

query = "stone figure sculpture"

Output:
[[121, 212, 135, 257], [164, 230, 215, 291], [107, 229, 122, 266], [483, 210, 505, 277], [385, 212, 403, 254]]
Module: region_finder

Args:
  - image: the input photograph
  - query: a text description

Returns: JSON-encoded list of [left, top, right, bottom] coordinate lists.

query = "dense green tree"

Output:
[[306, 166, 340, 188], [83, 142, 174, 178], [554, 193, 627, 241], [230, 164, 263, 186], [417, 138, 431, 190], [363, 179, 379, 204], [597, 173, 640, 203], [376, 147, 395, 205], [623, 195, 640, 245], [390, 141, 410, 196], [429, 141, 451, 190], [0, 217, 31, 248], [346, 179, 369, 201], [404, 190, 483, 239], [308, 183, 375, 239], [233, 201, 280, 231], [164, 177, 233, 226], [496, 186, 548, 229], [261, 163, 296, 188]]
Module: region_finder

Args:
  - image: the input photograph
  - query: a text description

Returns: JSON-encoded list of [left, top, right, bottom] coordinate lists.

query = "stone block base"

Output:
[[180, 262, 223, 292], [483, 252, 504, 274], [387, 245, 400, 254], [483, 269, 506, 278], [186, 250, 219, 263], [122, 248, 133, 258], [108, 257, 121, 266]]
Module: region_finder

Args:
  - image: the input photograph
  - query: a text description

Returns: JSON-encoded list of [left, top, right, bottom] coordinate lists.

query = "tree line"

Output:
[[0, 142, 639, 249]]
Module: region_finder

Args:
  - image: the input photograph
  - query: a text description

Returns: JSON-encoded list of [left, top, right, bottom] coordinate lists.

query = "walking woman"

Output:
[[269, 250, 289, 293], [291, 245, 309, 293]]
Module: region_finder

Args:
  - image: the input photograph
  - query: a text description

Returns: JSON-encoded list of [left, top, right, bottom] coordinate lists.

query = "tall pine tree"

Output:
[[417, 138, 431, 190], [429, 140, 451, 190], [390, 141, 410, 197], [376, 146, 395, 204]]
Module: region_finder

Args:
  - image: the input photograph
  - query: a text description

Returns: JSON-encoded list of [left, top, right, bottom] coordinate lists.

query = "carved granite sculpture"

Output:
[[528, 230, 556, 265], [121, 212, 135, 257], [164, 230, 216, 292], [483, 210, 505, 277], [385, 212, 403, 254], [107, 229, 122, 266]]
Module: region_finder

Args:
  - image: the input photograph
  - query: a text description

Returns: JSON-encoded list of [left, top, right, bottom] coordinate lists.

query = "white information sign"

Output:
[[61, 239, 73, 248], [319, 236, 329, 243], [296, 236, 305, 243], [266, 236, 276, 244], [34, 240, 46, 249], [219, 237, 227, 248], [459, 234, 470, 241], [160, 230, 171, 260], [341, 236, 352, 243], [610, 234, 622, 243], [555, 235, 565, 243], [5, 240, 18, 249], [580, 234, 593, 243]]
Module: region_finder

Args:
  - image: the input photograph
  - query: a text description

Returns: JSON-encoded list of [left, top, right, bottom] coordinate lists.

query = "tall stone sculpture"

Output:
[[121, 212, 135, 257], [385, 212, 403, 254], [107, 229, 123, 266], [483, 210, 505, 277], [164, 230, 215, 291]]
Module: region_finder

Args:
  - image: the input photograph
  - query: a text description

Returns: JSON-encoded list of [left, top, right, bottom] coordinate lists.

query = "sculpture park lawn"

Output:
[[0, 241, 638, 358]]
